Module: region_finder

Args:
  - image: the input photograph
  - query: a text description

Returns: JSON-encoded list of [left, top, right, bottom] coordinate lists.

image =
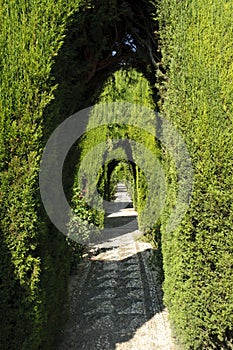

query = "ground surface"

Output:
[[58, 183, 176, 350]]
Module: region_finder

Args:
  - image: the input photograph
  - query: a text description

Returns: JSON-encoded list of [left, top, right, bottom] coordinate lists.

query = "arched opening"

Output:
[[46, 3, 165, 345], [97, 159, 136, 202], [43, 0, 163, 252], [46, 0, 160, 120]]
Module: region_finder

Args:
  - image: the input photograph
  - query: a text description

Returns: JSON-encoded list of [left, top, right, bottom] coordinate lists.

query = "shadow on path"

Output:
[[57, 184, 175, 349]]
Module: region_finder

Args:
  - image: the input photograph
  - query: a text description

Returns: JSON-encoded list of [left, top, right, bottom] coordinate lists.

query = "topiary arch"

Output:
[[1, 1, 232, 349]]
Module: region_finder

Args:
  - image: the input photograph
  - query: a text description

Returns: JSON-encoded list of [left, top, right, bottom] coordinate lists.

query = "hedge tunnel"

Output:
[[0, 0, 232, 349]]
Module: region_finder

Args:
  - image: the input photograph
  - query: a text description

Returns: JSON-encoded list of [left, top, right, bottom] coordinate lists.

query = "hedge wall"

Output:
[[157, 0, 233, 348], [0, 1, 80, 348]]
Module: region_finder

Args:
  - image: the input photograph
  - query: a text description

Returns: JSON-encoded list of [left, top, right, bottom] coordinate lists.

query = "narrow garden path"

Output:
[[58, 184, 176, 350]]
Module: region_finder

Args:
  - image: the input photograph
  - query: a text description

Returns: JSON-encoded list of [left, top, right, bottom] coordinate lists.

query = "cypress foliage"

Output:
[[3, 0, 232, 349], [157, 0, 233, 348], [0, 1, 80, 348]]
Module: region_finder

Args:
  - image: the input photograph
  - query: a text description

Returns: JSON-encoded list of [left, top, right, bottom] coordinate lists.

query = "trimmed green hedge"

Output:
[[157, 0, 233, 348], [0, 1, 80, 348], [2, 0, 232, 348]]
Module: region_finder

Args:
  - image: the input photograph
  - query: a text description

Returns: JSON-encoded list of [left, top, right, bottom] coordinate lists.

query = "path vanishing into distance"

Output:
[[58, 183, 176, 350]]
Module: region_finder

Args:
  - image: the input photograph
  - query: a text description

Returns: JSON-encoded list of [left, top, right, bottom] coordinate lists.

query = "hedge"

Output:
[[0, 1, 80, 348], [3, 0, 232, 348], [157, 0, 233, 348]]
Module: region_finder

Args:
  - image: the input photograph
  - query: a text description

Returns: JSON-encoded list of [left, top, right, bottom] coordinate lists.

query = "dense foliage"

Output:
[[1, 0, 232, 349], [0, 1, 81, 348], [157, 0, 233, 348]]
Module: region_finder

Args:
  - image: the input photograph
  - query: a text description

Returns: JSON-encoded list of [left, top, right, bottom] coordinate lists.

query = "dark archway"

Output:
[[45, 0, 161, 214], [97, 158, 137, 202], [47, 0, 161, 122]]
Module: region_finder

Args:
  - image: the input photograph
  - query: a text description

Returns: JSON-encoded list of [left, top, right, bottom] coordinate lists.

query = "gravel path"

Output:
[[57, 184, 176, 350]]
